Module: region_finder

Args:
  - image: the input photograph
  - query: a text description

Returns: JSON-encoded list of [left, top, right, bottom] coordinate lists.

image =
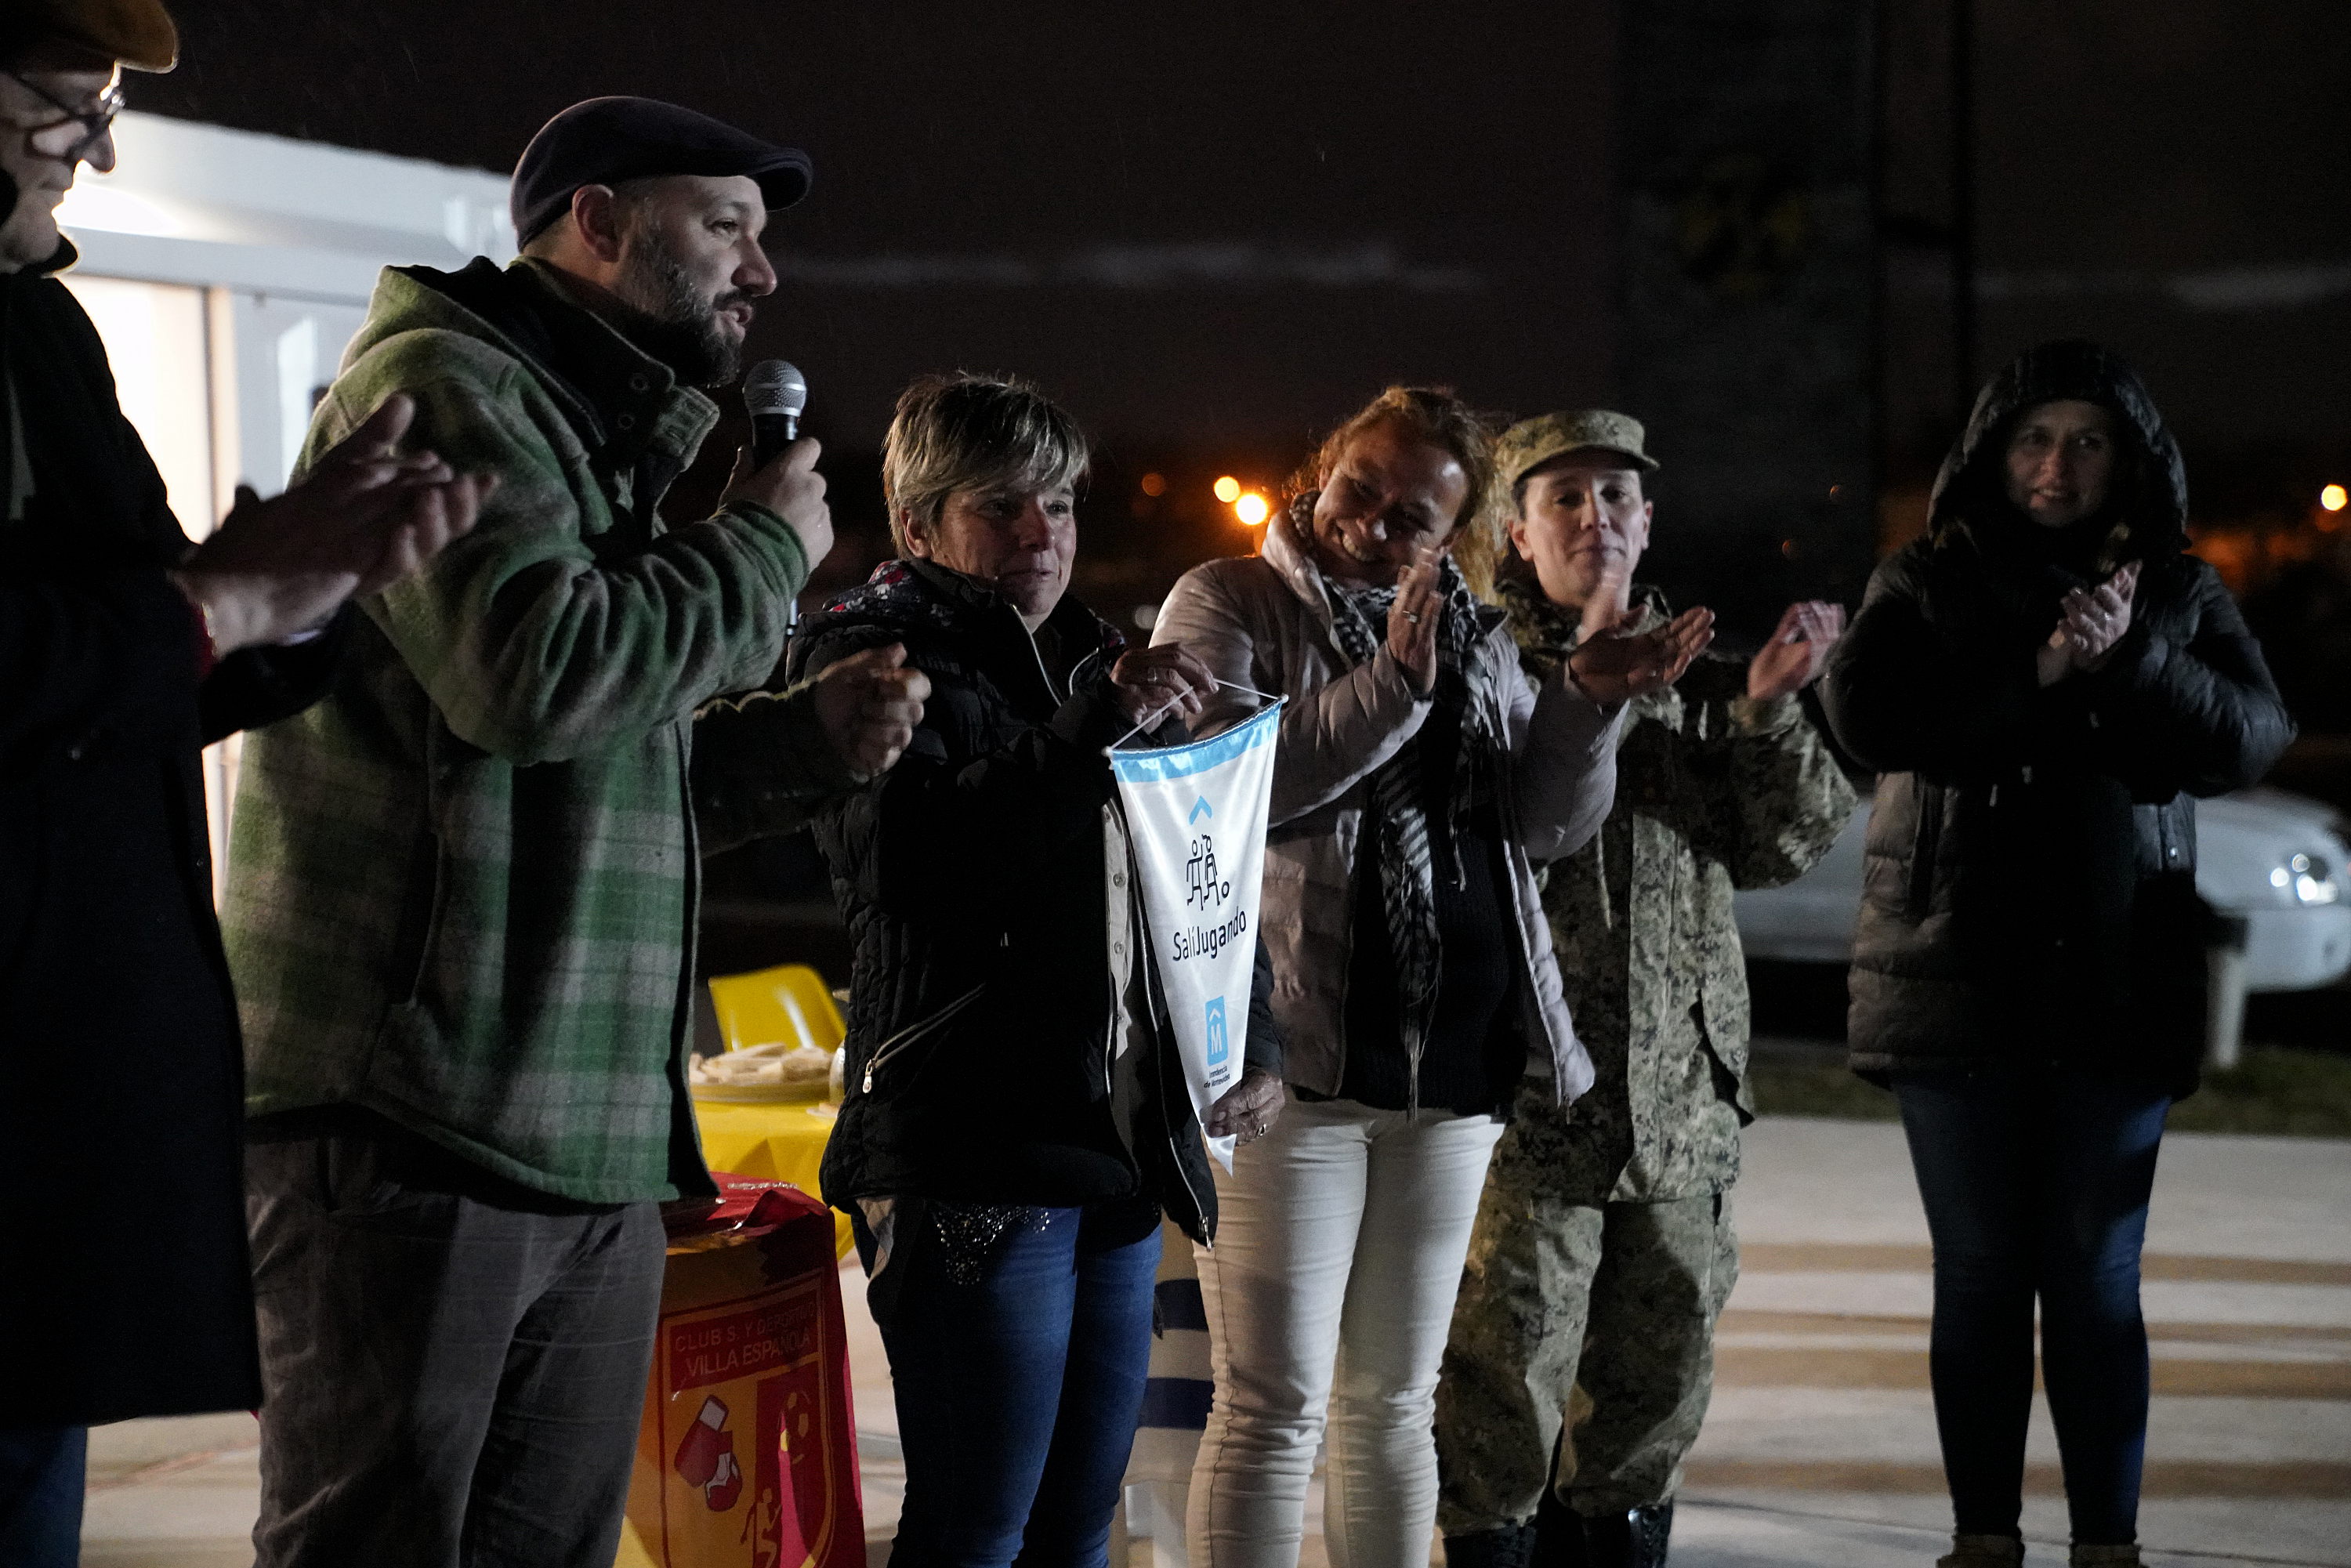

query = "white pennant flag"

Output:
[[1110, 701, 1283, 1171]]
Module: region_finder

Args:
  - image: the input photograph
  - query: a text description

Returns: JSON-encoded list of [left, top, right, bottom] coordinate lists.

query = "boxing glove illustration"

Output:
[[706, 1446, 744, 1512], [673, 1395, 730, 1488]]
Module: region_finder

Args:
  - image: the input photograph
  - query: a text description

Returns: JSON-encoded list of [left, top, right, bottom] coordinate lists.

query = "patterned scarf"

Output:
[[1302, 495, 1505, 1082]]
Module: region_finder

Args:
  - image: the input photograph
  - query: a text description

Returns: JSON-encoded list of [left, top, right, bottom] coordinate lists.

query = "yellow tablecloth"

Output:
[[689, 1095, 853, 1258]]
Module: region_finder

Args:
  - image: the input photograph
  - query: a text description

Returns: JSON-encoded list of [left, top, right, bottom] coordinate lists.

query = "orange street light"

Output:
[[1213, 476, 1241, 504], [2324, 484, 2348, 513], [1235, 492, 1270, 527]]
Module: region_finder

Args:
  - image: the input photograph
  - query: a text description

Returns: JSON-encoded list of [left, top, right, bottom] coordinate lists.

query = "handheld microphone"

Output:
[[744, 360, 808, 468]]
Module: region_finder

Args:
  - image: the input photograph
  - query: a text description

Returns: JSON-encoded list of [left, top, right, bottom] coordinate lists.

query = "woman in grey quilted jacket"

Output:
[[1150, 386, 1710, 1568]]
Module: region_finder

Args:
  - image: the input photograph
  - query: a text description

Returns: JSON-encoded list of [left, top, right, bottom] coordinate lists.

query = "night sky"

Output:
[[128, 2, 2351, 561], [131, 2, 1617, 466]]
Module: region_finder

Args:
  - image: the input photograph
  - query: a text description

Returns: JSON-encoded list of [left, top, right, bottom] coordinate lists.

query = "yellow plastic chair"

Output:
[[705, 962, 846, 1056], [697, 962, 853, 1258]]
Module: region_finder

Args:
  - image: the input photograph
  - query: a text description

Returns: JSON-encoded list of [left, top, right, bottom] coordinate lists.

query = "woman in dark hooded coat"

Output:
[[1820, 341, 2292, 1568]]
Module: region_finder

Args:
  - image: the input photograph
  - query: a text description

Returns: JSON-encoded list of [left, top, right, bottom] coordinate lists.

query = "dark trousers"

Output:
[[1891, 1067, 2171, 1547], [857, 1197, 1161, 1568], [245, 1110, 666, 1568], [0, 1425, 85, 1567]]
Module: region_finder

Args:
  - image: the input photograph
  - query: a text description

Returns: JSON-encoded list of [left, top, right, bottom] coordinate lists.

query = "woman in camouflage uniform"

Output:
[[1435, 411, 1858, 1568]]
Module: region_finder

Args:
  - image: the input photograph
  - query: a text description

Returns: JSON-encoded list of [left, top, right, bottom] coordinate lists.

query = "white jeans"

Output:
[[1186, 1093, 1506, 1568]]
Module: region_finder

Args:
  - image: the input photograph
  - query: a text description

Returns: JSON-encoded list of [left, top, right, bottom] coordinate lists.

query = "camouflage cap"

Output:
[[2, 0, 177, 71], [1495, 408, 1659, 495]]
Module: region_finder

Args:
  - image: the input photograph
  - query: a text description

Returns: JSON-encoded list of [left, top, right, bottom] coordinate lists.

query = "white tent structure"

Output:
[[53, 111, 516, 889], [58, 110, 515, 524]]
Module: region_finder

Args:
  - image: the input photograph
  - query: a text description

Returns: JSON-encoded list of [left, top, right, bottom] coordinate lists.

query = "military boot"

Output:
[[1937, 1534, 2024, 1567], [2070, 1547, 2141, 1566], [1443, 1523, 1539, 1568], [1577, 1501, 1674, 1567]]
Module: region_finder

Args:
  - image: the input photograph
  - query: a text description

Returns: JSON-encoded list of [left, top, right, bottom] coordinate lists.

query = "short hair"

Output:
[[1458, 452, 1650, 600], [518, 176, 661, 259], [1294, 385, 1502, 539], [882, 374, 1090, 554]]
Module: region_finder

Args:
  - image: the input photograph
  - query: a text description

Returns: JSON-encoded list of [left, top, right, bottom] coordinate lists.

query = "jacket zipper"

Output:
[[859, 982, 987, 1094], [1103, 800, 1129, 1110]]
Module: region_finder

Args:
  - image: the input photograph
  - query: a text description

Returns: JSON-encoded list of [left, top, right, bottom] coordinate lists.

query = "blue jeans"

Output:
[[858, 1197, 1161, 1568], [1892, 1067, 2171, 1546], [0, 1425, 85, 1567]]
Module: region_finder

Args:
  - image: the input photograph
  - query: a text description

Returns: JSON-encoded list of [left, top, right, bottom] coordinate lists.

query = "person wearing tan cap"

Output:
[[1433, 411, 1858, 1568], [0, 2, 491, 1562]]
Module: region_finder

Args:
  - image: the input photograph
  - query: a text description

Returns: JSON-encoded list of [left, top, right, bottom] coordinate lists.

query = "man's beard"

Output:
[[610, 232, 750, 388]]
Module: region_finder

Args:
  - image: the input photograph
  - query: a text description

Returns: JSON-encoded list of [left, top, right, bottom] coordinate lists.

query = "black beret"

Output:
[[510, 96, 813, 247]]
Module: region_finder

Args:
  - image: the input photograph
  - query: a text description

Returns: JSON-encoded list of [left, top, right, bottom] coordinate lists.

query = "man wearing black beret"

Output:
[[224, 97, 927, 1565]]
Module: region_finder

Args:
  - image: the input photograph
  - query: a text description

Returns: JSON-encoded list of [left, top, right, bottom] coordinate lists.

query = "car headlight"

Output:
[[2269, 850, 2342, 905]]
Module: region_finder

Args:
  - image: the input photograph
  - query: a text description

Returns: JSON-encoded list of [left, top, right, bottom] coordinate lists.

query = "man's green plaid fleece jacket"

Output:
[[223, 257, 853, 1204]]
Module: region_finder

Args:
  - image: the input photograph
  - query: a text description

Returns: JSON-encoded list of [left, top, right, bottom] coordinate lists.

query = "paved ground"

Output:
[[1673, 1119, 2351, 1568], [82, 1117, 2350, 1567]]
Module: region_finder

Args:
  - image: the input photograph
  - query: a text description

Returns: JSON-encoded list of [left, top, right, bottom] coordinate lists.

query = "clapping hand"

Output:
[[171, 394, 494, 654], [1386, 546, 1444, 693], [2038, 562, 2139, 686], [1747, 600, 1846, 702], [1567, 566, 1715, 705]]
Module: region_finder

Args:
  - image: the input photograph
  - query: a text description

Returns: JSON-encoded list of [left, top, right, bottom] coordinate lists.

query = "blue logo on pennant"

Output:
[[1190, 795, 1214, 824], [1204, 995, 1230, 1069]]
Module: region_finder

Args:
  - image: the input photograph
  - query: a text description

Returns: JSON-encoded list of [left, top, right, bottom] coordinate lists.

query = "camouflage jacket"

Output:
[[1498, 579, 1858, 1203]]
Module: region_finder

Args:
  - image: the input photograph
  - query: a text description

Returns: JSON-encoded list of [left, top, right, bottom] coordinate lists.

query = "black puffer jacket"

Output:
[[1822, 341, 2294, 1095], [788, 559, 1277, 1242]]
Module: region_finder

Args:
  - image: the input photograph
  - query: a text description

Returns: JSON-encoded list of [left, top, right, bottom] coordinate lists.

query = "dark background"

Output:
[[132, 2, 2351, 625], [127, 1, 2351, 983]]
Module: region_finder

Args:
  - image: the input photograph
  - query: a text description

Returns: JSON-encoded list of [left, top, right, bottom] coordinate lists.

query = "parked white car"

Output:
[[1734, 788, 2351, 1059]]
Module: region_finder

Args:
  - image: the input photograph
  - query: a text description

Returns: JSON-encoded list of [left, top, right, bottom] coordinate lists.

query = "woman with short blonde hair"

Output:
[[794, 373, 1276, 1568]]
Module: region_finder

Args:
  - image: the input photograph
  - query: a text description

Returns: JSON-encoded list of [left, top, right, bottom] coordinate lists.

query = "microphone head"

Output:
[[743, 359, 808, 420]]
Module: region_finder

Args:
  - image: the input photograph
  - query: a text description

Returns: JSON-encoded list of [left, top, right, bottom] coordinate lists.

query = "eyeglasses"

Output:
[[3, 69, 125, 165]]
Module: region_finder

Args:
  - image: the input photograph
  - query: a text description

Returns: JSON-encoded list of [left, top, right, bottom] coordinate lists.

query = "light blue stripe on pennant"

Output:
[[1109, 701, 1283, 783]]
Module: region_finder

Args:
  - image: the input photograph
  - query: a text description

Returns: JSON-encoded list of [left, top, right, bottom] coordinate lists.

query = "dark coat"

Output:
[[788, 559, 1277, 1243], [1821, 341, 2294, 1096], [1, 250, 339, 1426]]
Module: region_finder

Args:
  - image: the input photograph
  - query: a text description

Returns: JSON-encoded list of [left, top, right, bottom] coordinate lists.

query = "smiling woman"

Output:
[[1820, 339, 2298, 1568], [787, 371, 1270, 1566], [1145, 386, 1661, 1566]]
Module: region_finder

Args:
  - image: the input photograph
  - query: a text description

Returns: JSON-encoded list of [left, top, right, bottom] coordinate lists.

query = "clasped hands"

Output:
[[2037, 562, 2139, 687]]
